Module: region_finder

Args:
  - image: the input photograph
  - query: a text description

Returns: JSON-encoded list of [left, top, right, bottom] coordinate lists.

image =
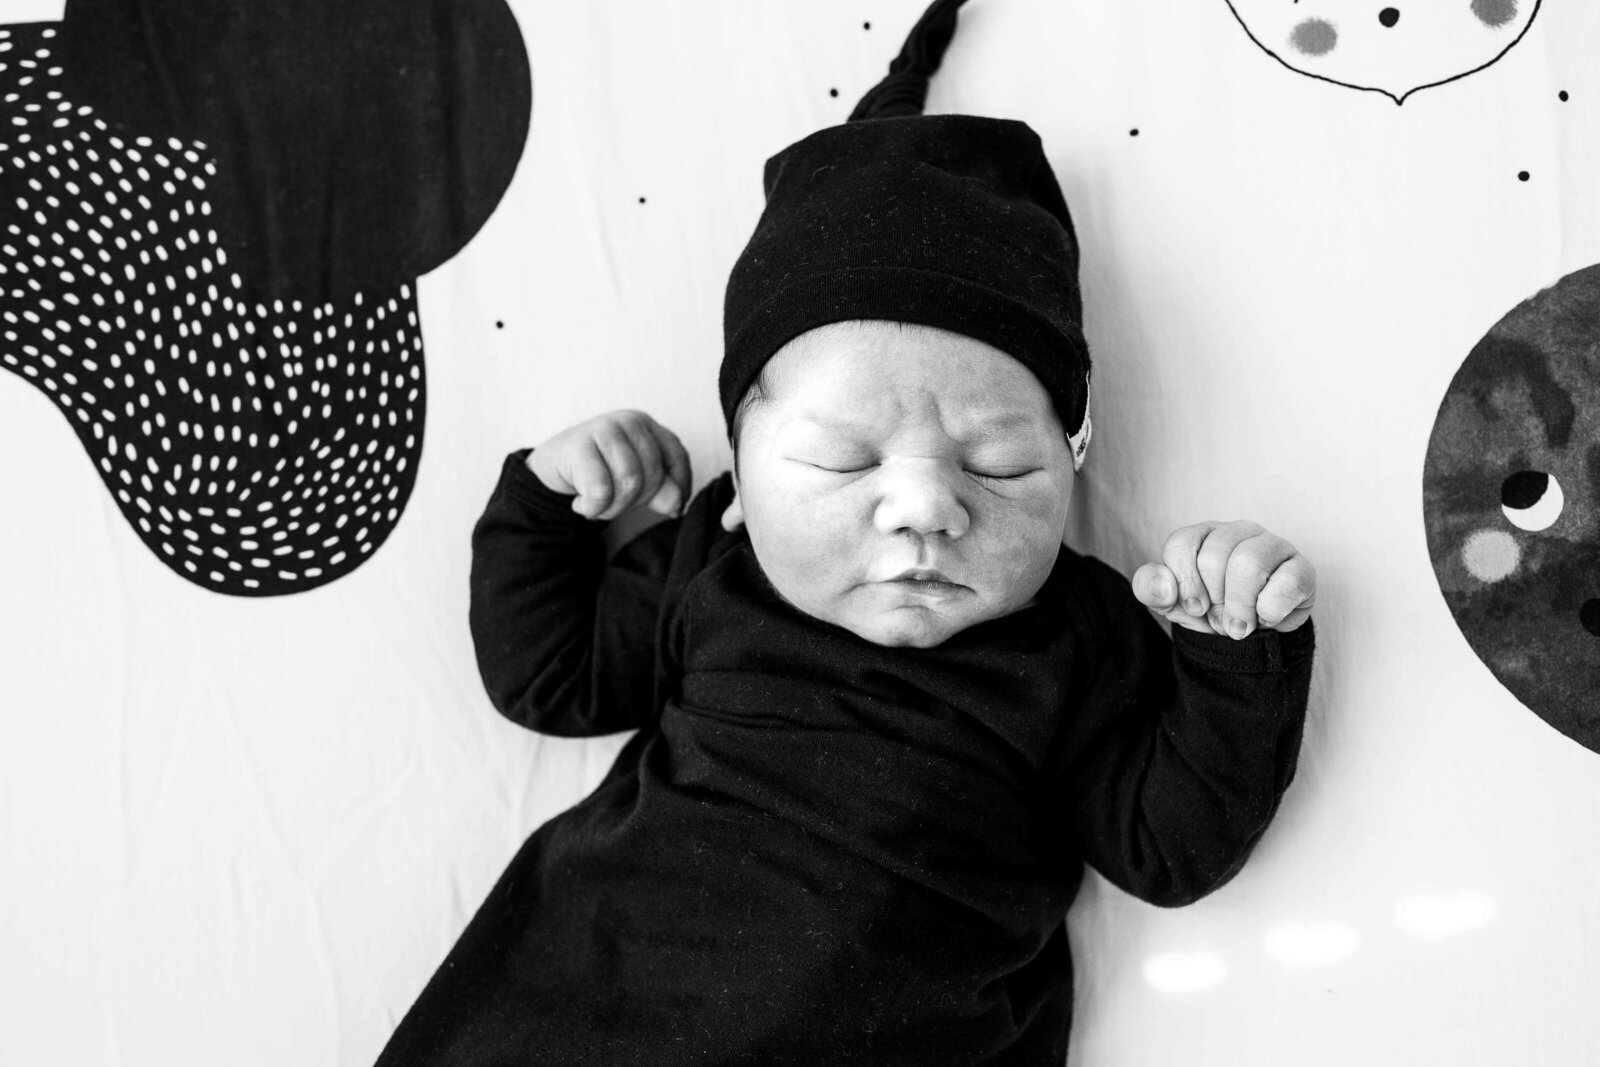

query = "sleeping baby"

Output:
[[375, 1, 1315, 1063]]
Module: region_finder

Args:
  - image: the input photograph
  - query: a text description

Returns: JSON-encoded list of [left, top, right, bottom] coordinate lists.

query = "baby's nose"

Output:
[[872, 462, 970, 539]]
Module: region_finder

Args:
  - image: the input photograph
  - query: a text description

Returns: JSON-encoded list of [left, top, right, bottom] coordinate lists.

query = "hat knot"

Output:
[[848, 0, 969, 122]]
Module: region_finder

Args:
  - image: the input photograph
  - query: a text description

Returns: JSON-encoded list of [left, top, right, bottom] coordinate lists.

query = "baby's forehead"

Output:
[[791, 405, 1044, 445], [764, 320, 1059, 436]]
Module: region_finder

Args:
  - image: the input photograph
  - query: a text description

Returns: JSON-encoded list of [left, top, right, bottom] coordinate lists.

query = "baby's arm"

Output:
[[1049, 527, 1316, 907], [469, 411, 694, 737]]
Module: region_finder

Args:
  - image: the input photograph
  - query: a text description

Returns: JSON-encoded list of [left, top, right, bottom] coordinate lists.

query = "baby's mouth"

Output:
[[882, 568, 969, 594]]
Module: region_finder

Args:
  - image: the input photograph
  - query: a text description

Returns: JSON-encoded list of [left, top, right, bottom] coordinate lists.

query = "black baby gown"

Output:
[[373, 451, 1313, 1065]]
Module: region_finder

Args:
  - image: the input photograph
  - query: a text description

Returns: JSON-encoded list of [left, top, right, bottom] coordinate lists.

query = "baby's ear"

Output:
[[720, 484, 746, 532]]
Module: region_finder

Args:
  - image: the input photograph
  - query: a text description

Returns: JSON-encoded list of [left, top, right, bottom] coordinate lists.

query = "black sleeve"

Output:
[[1048, 556, 1315, 907], [467, 448, 682, 737]]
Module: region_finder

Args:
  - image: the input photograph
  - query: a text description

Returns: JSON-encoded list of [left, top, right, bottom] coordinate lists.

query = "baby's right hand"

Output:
[[526, 410, 693, 521]]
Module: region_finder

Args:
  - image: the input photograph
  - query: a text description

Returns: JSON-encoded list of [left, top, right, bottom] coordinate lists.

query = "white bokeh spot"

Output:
[[1142, 950, 1228, 994], [1262, 921, 1360, 967], [1395, 892, 1498, 938]]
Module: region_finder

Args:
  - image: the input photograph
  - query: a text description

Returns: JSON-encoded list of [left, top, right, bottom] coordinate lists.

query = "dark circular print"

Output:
[[1424, 263, 1600, 752], [60, 0, 531, 303]]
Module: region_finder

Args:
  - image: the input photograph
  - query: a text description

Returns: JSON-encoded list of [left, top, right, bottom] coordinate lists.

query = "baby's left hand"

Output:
[[1132, 521, 1315, 640]]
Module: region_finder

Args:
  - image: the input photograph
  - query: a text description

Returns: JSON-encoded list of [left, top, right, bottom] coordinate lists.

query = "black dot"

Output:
[[1580, 599, 1600, 638], [863, 21, 871, 30], [1560, 90, 1570, 102], [1129, 128, 1140, 137], [1518, 170, 1530, 181], [495, 320, 504, 329], [1501, 470, 1548, 510], [1378, 8, 1400, 28], [829, 87, 839, 98], [638, 196, 646, 204]]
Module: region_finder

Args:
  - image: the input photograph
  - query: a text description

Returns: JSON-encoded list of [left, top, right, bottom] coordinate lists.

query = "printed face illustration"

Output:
[[1225, 0, 1541, 103], [1423, 263, 1600, 754]]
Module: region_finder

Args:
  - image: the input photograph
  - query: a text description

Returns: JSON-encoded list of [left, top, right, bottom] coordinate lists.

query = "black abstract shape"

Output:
[[59, 0, 531, 304], [1423, 263, 1600, 753], [1581, 600, 1600, 638], [2, 22, 424, 596], [1501, 471, 1548, 511]]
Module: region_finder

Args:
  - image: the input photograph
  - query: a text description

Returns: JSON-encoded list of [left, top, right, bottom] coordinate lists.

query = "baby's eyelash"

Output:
[[793, 460, 1038, 480]]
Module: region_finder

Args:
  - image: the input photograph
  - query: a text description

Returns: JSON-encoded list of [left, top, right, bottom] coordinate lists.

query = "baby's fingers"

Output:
[[1255, 555, 1317, 632], [1218, 532, 1295, 639], [1131, 562, 1179, 613], [565, 440, 616, 519], [1160, 522, 1219, 619], [1133, 562, 1222, 634], [1195, 521, 1264, 616], [643, 419, 693, 516], [591, 423, 658, 522]]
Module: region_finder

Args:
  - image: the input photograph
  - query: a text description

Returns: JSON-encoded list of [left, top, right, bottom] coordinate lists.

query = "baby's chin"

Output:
[[765, 574, 1048, 648], [838, 611, 942, 648], [771, 583, 976, 647], [756, 558, 1049, 649], [834, 602, 1004, 649]]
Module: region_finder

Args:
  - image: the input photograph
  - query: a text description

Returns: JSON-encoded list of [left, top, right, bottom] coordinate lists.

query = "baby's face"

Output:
[[729, 321, 1076, 648]]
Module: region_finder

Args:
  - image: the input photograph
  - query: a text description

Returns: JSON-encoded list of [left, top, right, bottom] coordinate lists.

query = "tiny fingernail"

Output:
[[1228, 617, 1251, 639], [1183, 597, 1204, 615], [1152, 576, 1172, 600]]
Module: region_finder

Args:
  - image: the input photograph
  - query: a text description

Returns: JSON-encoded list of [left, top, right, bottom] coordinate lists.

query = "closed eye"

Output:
[[967, 468, 1038, 482], [799, 461, 873, 474]]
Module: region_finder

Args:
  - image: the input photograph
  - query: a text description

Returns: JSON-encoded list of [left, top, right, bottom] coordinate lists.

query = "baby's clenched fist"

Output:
[[1131, 521, 1315, 640], [527, 410, 693, 522]]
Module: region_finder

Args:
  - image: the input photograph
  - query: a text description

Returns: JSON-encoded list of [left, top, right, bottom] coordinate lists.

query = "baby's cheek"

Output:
[[748, 498, 858, 600], [984, 490, 1068, 547], [974, 502, 1066, 597], [793, 521, 860, 586]]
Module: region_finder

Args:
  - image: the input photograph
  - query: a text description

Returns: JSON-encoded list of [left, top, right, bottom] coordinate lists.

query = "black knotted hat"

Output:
[[720, 0, 1092, 467]]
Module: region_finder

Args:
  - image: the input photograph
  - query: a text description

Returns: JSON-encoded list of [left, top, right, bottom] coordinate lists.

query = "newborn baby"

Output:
[[375, 3, 1314, 1062], [374, 321, 1315, 1067]]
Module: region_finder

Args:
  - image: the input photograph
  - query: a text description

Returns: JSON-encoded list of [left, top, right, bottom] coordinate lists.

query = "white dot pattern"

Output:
[[1, 23, 426, 595]]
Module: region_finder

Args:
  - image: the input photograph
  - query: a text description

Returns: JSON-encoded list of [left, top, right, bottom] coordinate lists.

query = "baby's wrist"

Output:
[[524, 447, 575, 497]]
